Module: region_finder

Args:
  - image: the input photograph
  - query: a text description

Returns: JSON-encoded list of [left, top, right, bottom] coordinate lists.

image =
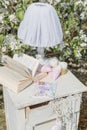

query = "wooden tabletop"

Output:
[[4, 71, 87, 109]]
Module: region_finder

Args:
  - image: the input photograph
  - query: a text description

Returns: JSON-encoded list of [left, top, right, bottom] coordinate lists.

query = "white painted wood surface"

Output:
[[4, 86, 82, 130], [3, 55, 87, 130], [5, 70, 87, 109], [24, 93, 82, 130], [3, 87, 26, 130]]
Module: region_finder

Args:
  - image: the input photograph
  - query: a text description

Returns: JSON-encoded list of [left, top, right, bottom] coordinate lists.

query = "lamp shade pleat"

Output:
[[18, 2, 63, 47]]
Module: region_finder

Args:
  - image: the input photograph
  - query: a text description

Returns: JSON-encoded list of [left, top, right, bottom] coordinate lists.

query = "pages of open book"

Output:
[[2, 55, 31, 77], [0, 54, 47, 93], [0, 67, 33, 93], [13, 54, 40, 77]]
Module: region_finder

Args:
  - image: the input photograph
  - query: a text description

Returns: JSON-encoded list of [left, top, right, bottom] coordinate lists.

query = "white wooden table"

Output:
[[3, 70, 87, 130]]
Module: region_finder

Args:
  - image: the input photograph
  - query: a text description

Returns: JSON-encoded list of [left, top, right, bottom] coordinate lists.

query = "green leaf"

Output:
[[16, 8, 25, 21], [0, 34, 4, 44]]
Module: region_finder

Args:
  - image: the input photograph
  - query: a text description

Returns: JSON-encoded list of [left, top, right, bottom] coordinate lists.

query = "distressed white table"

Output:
[[3, 70, 87, 130]]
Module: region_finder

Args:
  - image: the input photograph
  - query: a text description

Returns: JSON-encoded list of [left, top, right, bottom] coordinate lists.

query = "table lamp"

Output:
[[18, 2, 63, 59]]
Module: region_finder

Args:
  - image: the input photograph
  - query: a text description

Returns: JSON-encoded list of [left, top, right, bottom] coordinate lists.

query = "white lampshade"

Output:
[[18, 2, 63, 47]]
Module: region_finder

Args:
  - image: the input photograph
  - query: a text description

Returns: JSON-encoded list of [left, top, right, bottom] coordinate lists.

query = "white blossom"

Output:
[[75, 0, 83, 6], [4, 35, 10, 44], [47, 0, 61, 5], [84, 37, 87, 42], [10, 42, 17, 50], [13, 0, 17, 3], [83, 1, 87, 6], [61, 2, 66, 7], [80, 43, 87, 47], [0, 26, 4, 33], [73, 36, 79, 40], [79, 30, 87, 42], [59, 41, 66, 50], [4, 34, 22, 52], [80, 34, 87, 41], [4, 1, 9, 5], [2, 46, 6, 52], [65, 31, 70, 35], [9, 14, 16, 22], [0, 14, 4, 23], [84, 7, 87, 12], [80, 12, 85, 20], [79, 30, 84, 34], [15, 45, 19, 50], [76, 51, 82, 58], [54, 0, 61, 5]]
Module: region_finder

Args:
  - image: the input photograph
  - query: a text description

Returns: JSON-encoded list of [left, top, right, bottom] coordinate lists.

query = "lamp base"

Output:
[[36, 54, 48, 65], [37, 47, 45, 58], [36, 47, 48, 64]]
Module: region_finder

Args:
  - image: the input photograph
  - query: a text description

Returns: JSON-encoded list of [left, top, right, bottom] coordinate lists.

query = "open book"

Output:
[[0, 54, 47, 93]]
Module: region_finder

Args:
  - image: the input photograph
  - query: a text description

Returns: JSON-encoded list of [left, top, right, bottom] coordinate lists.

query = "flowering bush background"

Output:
[[0, 0, 87, 61]]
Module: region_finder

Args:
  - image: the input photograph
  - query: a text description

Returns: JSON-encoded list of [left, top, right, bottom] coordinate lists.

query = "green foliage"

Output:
[[54, 0, 87, 60], [0, 0, 87, 60]]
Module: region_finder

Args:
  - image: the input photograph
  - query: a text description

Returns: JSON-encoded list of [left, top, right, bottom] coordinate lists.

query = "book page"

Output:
[[0, 66, 32, 93], [34, 72, 48, 82], [2, 55, 31, 77], [13, 54, 40, 77]]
